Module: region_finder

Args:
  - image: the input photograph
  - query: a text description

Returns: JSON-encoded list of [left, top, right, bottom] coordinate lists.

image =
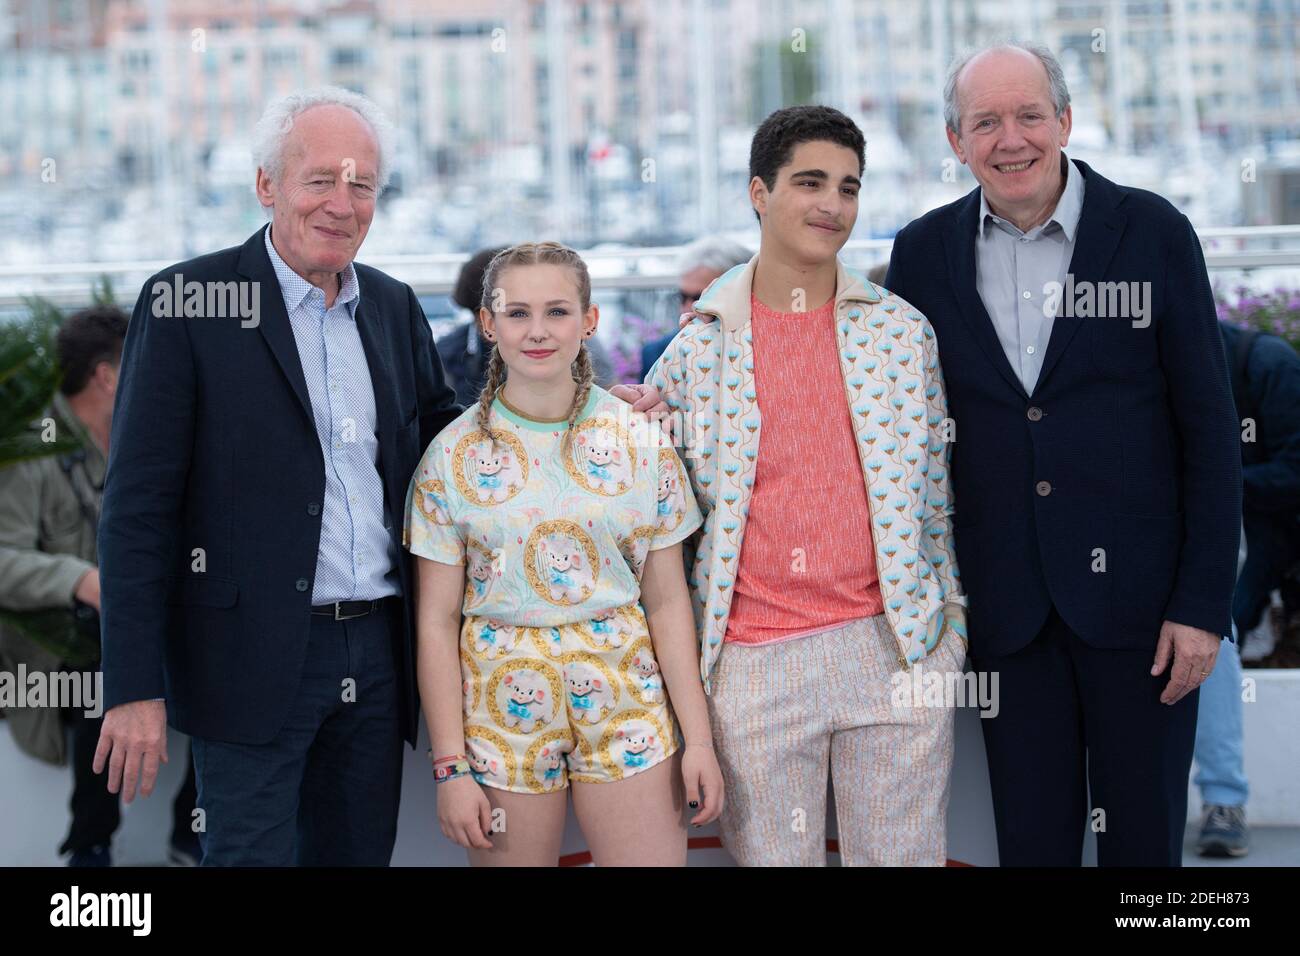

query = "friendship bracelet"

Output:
[[428, 750, 467, 766], [433, 759, 472, 784]]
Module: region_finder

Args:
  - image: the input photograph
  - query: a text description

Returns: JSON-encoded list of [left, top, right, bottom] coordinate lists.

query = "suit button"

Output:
[[295, 578, 309, 592], [307, 503, 321, 516], [1036, 481, 1052, 497], [1027, 406, 1043, 421]]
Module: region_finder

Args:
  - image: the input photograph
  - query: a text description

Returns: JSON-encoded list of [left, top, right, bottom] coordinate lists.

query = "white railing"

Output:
[[3, 227, 1300, 310]]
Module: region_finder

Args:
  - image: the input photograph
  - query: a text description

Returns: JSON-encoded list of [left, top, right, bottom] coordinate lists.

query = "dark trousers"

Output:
[[971, 605, 1199, 867], [190, 601, 404, 866], [59, 707, 198, 855]]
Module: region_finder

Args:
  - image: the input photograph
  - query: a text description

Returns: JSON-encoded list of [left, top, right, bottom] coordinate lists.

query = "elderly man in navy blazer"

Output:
[[92, 88, 463, 865], [886, 42, 1241, 866]]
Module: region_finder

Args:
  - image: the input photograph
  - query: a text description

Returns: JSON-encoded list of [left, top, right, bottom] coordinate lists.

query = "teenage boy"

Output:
[[644, 105, 967, 866]]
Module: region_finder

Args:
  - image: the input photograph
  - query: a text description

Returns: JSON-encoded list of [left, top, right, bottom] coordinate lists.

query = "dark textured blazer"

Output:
[[886, 159, 1241, 655], [98, 225, 461, 744]]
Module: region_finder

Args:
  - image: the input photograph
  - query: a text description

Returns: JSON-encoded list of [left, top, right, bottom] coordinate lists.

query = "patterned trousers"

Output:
[[707, 614, 963, 866]]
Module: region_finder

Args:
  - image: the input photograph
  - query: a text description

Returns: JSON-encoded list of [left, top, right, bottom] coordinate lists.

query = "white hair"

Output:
[[676, 236, 753, 276], [943, 39, 1071, 134], [251, 85, 395, 198]]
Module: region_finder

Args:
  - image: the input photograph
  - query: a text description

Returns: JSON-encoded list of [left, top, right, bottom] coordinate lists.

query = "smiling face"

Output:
[[480, 262, 598, 387], [749, 139, 860, 269], [505, 674, 543, 705], [658, 470, 676, 501], [542, 540, 575, 573], [946, 47, 1072, 227], [475, 451, 504, 476], [255, 103, 380, 283], [467, 549, 492, 581], [567, 673, 596, 696]]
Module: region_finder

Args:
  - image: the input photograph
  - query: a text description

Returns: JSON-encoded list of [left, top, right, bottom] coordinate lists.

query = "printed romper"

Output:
[[404, 385, 704, 794]]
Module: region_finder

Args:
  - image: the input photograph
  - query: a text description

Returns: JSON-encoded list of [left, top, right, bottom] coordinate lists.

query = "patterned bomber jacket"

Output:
[[646, 255, 968, 694]]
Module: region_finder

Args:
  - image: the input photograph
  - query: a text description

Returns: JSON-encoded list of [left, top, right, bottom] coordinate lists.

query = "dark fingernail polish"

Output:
[[688, 800, 699, 809]]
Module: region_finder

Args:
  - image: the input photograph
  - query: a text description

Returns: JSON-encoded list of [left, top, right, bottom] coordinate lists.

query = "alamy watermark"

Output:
[[0, 666, 102, 717], [890, 660, 1000, 718], [151, 274, 260, 328], [50, 886, 151, 936], [1044, 275, 1152, 328]]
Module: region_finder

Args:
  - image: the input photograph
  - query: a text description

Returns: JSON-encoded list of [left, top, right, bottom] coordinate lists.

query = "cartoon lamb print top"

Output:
[[404, 385, 704, 627]]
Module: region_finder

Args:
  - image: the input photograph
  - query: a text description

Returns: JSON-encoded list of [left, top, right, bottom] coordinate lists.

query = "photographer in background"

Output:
[[1219, 320, 1300, 651], [1190, 320, 1300, 857], [0, 305, 198, 867]]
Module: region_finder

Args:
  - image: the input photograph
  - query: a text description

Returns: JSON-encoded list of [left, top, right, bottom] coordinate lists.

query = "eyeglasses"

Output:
[[679, 289, 703, 308]]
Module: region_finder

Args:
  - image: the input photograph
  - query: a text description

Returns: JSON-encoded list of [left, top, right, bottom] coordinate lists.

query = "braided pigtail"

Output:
[[475, 343, 507, 449], [563, 344, 596, 456]]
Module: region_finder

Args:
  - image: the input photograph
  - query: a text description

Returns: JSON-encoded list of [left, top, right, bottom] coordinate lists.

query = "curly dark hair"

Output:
[[452, 246, 509, 313], [56, 304, 129, 396], [748, 105, 866, 224]]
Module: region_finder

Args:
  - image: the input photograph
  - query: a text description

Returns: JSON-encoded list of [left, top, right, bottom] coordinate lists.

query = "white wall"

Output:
[[4, 670, 1296, 866], [3, 707, 1002, 866]]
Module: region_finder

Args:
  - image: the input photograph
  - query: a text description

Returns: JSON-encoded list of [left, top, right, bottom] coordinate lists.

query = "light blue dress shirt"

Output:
[[974, 155, 1087, 394], [264, 226, 400, 603]]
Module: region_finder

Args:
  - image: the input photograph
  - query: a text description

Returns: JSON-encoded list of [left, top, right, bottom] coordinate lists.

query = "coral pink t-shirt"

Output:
[[724, 293, 884, 645]]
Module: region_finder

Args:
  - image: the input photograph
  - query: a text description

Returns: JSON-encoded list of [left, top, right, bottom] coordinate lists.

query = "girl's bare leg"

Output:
[[466, 787, 568, 867], [570, 752, 687, 866]]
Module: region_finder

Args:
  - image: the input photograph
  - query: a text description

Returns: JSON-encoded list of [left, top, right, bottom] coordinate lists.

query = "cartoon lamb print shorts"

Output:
[[459, 602, 679, 793]]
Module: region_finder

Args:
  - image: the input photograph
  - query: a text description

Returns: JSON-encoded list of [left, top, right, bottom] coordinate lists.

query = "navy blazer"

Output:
[[640, 331, 675, 383], [98, 225, 461, 745], [886, 159, 1241, 655]]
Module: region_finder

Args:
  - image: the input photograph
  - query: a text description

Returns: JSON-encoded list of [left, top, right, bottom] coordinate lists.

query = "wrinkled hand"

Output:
[[678, 310, 710, 330], [1151, 621, 1220, 705], [94, 699, 168, 803], [608, 382, 668, 419], [608, 382, 654, 412]]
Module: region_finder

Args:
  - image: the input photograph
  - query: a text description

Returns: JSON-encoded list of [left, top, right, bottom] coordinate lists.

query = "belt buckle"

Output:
[[332, 598, 379, 621]]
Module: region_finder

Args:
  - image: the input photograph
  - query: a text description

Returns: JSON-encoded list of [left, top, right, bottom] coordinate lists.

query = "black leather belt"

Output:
[[311, 599, 388, 621]]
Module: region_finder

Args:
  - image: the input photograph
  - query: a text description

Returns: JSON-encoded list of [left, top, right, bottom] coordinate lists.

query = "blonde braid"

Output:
[[563, 345, 596, 456], [476, 345, 507, 450]]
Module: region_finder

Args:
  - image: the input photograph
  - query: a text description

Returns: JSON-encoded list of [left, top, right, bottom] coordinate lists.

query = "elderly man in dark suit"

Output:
[[92, 88, 462, 866], [93, 86, 659, 866], [886, 41, 1241, 866]]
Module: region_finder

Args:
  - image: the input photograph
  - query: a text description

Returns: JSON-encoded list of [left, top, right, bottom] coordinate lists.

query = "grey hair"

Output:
[[943, 39, 1071, 134], [676, 236, 753, 276], [251, 85, 396, 196]]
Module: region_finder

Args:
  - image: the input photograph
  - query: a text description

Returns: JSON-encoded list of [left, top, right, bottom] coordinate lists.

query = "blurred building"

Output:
[[0, 0, 1298, 256]]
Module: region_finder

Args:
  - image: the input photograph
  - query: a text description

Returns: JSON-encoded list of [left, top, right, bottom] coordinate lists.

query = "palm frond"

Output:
[[0, 296, 69, 470], [90, 274, 116, 307]]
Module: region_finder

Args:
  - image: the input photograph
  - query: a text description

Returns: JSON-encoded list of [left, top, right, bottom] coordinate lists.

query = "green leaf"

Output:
[[0, 295, 70, 470]]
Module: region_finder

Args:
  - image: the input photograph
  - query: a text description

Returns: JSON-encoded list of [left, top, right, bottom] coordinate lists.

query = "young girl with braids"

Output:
[[404, 242, 723, 865]]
